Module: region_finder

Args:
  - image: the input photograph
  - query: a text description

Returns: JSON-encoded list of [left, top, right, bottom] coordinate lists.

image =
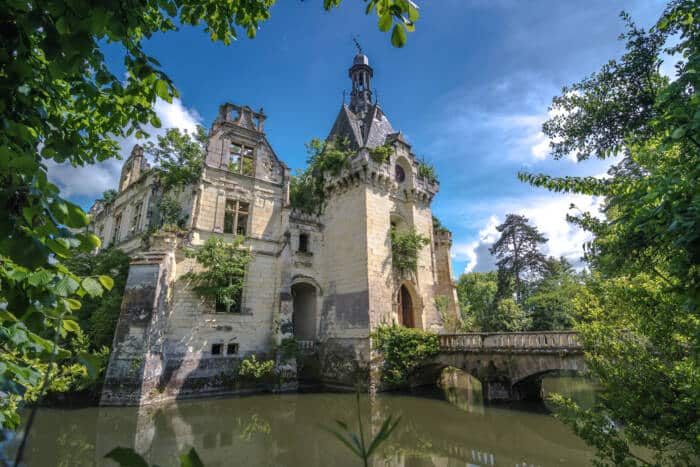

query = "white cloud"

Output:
[[457, 194, 604, 274], [47, 97, 202, 198]]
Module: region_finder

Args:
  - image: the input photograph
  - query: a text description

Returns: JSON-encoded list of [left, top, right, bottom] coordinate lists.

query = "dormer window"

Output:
[[395, 164, 406, 183], [229, 143, 254, 176]]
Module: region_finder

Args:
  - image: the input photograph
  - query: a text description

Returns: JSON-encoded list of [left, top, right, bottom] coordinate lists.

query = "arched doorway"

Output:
[[398, 284, 415, 328], [291, 282, 317, 340]]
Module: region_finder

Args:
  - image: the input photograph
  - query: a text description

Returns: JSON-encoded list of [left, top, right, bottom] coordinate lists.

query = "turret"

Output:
[[348, 53, 374, 116], [119, 145, 146, 192]]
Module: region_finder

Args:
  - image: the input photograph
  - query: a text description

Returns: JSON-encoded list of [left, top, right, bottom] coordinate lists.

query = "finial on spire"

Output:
[[352, 35, 363, 55], [342, 90, 346, 105]]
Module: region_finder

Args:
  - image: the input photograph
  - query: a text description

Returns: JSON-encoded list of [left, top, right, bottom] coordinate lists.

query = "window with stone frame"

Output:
[[223, 199, 249, 236], [298, 233, 309, 253], [113, 213, 122, 244], [228, 143, 255, 176], [130, 202, 143, 234]]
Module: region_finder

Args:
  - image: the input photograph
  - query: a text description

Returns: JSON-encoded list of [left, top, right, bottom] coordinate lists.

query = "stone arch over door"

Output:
[[291, 278, 321, 341], [396, 281, 421, 329]]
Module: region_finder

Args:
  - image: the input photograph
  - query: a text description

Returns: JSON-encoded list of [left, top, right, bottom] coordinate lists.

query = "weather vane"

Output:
[[352, 35, 363, 55]]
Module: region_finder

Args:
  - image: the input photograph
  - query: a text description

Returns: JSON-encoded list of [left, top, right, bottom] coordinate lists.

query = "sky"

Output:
[[51, 0, 669, 277]]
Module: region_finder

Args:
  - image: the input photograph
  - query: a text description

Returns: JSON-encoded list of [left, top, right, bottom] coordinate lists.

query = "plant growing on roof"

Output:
[[369, 143, 393, 163], [289, 137, 355, 214], [417, 161, 438, 184]]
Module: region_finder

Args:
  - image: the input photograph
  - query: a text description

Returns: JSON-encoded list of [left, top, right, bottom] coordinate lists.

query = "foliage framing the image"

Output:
[[390, 228, 430, 274], [371, 325, 439, 385], [184, 236, 251, 313], [519, 1, 700, 464]]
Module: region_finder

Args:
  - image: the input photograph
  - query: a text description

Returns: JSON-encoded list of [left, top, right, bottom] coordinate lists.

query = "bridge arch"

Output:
[[405, 332, 585, 402]]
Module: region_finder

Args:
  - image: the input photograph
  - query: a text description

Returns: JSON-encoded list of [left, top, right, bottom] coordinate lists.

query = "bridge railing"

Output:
[[438, 331, 581, 352]]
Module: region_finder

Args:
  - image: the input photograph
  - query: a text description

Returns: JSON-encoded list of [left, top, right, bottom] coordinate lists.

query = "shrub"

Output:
[[238, 355, 275, 379], [369, 144, 393, 163], [371, 325, 439, 385], [277, 337, 300, 360]]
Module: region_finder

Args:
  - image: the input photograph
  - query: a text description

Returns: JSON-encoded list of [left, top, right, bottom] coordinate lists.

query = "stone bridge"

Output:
[[412, 331, 585, 402]]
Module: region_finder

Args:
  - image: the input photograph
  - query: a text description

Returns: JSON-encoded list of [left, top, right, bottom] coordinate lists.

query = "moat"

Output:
[[5, 376, 596, 466]]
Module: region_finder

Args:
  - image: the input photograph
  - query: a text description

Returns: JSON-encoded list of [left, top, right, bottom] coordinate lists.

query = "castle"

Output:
[[92, 51, 459, 405]]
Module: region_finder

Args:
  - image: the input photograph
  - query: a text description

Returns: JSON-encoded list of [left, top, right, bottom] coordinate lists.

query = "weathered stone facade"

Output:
[[95, 52, 460, 405]]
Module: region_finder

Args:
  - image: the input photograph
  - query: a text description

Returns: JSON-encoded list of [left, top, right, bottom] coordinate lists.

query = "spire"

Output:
[[348, 42, 373, 115]]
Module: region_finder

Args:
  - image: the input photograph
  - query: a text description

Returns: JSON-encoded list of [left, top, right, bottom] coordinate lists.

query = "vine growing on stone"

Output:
[[390, 228, 430, 274]]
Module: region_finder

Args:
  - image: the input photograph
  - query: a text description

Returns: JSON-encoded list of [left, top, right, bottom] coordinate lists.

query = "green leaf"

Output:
[[378, 13, 392, 32], [104, 447, 149, 467], [28, 269, 53, 287], [178, 448, 204, 467], [98, 275, 115, 290], [78, 351, 104, 380], [81, 277, 103, 297], [391, 24, 406, 48], [65, 298, 82, 310], [671, 127, 686, 139], [65, 201, 89, 228], [62, 319, 80, 333], [54, 275, 79, 297], [155, 79, 171, 102], [0, 310, 18, 322]]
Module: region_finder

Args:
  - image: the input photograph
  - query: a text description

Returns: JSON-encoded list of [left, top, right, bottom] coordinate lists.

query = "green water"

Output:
[[4, 376, 597, 466]]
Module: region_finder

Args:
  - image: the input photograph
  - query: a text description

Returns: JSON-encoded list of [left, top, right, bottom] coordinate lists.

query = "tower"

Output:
[[348, 52, 374, 115]]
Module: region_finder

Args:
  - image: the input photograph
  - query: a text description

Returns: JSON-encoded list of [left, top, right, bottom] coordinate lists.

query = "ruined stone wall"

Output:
[[433, 229, 460, 326]]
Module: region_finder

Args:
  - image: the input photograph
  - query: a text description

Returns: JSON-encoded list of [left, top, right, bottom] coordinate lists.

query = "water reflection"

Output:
[[5, 383, 597, 466]]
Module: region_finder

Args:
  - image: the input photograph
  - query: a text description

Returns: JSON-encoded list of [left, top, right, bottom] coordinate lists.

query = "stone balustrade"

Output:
[[438, 331, 581, 352], [297, 339, 316, 353]]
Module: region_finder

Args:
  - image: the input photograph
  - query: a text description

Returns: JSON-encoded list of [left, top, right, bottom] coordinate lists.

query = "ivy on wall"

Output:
[[390, 227, 430, 274]]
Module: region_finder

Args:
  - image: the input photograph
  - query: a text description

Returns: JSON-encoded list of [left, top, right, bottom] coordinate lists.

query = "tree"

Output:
[[480, 298, 530, 332], [145, 126, 206, 192], [0, 0, 423, 437], [185, 236, 252, 313], [519, 1, 700, 463], [524, 258, 583, 331], [456, 271, 498, 330], [489, 214, 548, 303], [63, 249, 131, 350]]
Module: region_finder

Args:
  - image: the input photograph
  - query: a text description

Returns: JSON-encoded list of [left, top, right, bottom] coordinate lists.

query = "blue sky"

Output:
[[51, 0, 669, 276]]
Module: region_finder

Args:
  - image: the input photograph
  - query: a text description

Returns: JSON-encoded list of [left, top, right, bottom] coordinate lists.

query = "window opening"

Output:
[[131, 202, 142, 234], [226, 343, 239, 355], [211, 343, 223, 355], [298, 233, 309, 253], [113, 213, 122, 243], [229, 143, 255, 176], [395, 164, 406, 183], [223, 199, 249, 236]]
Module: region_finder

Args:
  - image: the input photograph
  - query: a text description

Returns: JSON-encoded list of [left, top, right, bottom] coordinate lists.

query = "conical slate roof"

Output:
[[327, 104, 396, 149]]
